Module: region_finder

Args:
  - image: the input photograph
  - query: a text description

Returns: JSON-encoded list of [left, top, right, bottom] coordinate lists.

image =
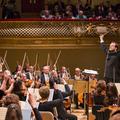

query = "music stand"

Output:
[[82, 69, 98, 120]]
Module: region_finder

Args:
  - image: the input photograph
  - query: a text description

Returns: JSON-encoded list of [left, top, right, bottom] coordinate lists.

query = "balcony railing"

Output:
[[0, 19, 120, 49]]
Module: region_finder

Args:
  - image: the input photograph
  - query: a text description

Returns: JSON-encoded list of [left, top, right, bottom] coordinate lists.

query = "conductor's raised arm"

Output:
[[99, 34, 108, 54]]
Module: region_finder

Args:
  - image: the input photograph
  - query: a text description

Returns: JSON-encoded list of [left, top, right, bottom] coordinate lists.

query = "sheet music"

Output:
[[57, 84, 65, 92], [28, 88, 54, 101], [83, 69, 98, 75], [57, 84, 73, 92], [0, 107, 8, 120]]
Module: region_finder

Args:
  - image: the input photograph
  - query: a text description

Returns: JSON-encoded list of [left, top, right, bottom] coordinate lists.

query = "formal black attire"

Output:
[[100, 42, 120, 83]]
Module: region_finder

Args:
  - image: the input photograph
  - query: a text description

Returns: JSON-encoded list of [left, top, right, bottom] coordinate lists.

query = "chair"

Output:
[[40, 111, 55, 120]]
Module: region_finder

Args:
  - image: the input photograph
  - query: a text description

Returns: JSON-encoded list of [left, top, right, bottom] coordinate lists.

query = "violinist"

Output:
[[25, 66, 35, 80], [40, 66, 51, 86], [72, 68, 84, 80], [93, 80, 106, 106], [105, 82, 119, 106], [13, 65, 23, 80], [59, 66, 71, 80], [50, 70, 61, 84], [23, 63, 30, 72]]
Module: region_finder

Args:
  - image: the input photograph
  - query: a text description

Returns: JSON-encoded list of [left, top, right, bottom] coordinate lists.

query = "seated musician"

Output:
[[72, 68, 84, 109], [13, 65, 22, 79], [50, 70, 61, 84], [72, 68, 84, 80], [104, 86, 120, 120], [92, 80, 106, 119], [49, 77, 74, 111], [49, 78, 72, 99], [0, 70, 15, 101], [59, 66, 71, 81], [38, 86, 77, 120], [93, 80, 106, 106], [25, 66, 35, 80], [2, 94, 42, 120], [104, 82, 119, 106], [89, 74, 97, 81], [12, 79, 27, 101], [40, 66, 51, 86]]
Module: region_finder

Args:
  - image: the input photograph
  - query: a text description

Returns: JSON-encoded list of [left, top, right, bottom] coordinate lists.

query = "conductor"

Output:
[[99, 34, 120, 83]]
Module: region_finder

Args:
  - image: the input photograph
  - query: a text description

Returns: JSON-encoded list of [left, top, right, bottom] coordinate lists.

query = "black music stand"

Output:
[[82, 69, 98, 120]]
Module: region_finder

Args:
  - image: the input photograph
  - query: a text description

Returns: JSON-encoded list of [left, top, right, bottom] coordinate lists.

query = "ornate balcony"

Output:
[[0, 19, 120, 49]]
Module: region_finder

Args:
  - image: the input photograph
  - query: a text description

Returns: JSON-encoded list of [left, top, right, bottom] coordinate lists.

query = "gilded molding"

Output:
[[0, 20, 119, 49]]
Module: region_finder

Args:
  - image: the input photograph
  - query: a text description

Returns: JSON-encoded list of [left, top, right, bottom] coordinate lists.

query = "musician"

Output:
[[93, 80, 106, 106], [40, 66, 51, 86], [12, 79, 27, 101], [59, 66, 71, 80], [4, 70, 12, 83], [49, 77, 72, 99], [50, 70, 61, 84], [38, 86, 77, 120], [92, 80, 106, 119], [24, 63, 30, 72], [25, 66, 35, 80], [0, 70, 14, 95], [100, 35, 120, 83], [13, 65, 22, 79], [89, 74, 97, 81], [72, 68, 84, 80], [105, 82, 119, 106]]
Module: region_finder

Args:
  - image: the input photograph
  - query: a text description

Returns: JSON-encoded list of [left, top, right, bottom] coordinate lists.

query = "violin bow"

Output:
[[47, 53, 50, 66], [1, 57, 9, 70], [21, 52, 27, 71], [2, 50, 10, 70], [3, 50, 7, 65], [54, 50, 61, 67], [34, 53, 39, 71]]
